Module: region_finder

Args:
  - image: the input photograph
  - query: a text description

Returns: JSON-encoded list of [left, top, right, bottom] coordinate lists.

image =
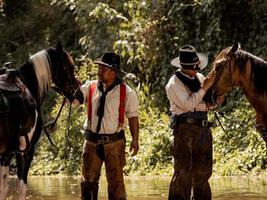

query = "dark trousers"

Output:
[[81, 139, 127, 200], [168, 123, 213, 200]]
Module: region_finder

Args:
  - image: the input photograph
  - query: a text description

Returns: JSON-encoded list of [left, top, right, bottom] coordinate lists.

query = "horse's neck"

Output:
[[18, 50, 53, 105], [18, 62, 40, 103], [235, 60, 267, 126]]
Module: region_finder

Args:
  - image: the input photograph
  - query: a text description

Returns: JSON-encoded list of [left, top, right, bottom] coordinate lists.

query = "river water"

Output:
[[5, 175, 267, 200]]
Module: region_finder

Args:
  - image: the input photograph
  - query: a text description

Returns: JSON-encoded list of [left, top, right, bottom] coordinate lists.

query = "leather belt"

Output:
[[84, 130, 125, 144], [178, 117, 212, 127]]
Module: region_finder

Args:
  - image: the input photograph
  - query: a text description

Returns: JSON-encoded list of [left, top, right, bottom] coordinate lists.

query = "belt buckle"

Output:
[[202, 120, 208, 127], [186, 118, 194, 124], [101, 136, 109, 144]]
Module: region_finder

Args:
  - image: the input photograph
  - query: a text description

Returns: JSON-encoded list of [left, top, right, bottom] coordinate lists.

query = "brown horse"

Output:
[[0, 42, 84, 200], [210, 42, 267, 144]]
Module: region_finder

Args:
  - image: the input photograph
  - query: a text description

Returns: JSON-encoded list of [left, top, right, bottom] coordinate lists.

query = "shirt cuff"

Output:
[[126, 112, 139, 118]]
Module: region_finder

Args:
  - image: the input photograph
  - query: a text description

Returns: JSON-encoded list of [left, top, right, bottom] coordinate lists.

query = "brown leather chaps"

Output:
[[168, 123, 212, 200], [81, 138, 127, 200]]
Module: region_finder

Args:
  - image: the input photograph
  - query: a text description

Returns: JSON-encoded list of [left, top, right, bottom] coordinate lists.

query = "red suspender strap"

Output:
[[88, 82, 126, 129], [119, 83, 126, 125], [87, 82, 97, 121]]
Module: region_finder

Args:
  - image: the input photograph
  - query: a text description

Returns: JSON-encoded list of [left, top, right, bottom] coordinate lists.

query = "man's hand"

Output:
[[216, 95, 225, 106], [202, 70, 216, 92], [207, 95, 225, 109], [129, 139, 139, 156]]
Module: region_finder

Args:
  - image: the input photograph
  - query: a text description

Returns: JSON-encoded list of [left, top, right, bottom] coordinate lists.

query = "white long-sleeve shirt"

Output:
[[81, 80, 139, 134], [165, 71, 208, 116]]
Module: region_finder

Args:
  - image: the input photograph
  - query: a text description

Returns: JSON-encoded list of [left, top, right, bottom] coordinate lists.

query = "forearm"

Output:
[[128, 117, 139, 141]]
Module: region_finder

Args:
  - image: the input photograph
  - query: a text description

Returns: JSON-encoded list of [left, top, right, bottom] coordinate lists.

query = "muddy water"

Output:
[[5, 175, 267, 200]]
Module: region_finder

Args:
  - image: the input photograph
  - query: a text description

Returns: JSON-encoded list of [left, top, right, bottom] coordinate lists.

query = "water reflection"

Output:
[[5, 176, 267, 200]]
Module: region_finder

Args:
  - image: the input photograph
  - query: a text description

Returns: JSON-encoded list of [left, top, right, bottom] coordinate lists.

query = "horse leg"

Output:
[[15, 110, 38, 200], [18, 109, 38, 152], [16, 153, 27, 200], [0, 154, 12, 200], [17, 117, 42, 200], [0, 165, 9, 200], [15, 147, 36, 200]]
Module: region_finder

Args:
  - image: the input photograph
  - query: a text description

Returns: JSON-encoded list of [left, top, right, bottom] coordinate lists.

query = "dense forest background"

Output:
[[0, 0, 266, 176]]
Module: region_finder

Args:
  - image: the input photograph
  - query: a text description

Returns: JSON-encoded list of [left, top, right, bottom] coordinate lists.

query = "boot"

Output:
[[81, 181, 98, 200]]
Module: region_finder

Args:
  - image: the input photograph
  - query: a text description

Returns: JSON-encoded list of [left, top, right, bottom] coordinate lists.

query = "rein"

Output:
[[40, 79, 80, 148], [65, 102, 72, 148], [41, 97, 73, 148], [213, 111, 228, 135], [42, 98, 66, 148], [211, 57, 234, 136]]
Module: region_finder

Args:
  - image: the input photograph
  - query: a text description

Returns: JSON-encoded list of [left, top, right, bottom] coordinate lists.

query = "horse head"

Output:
[[209, 42, 267, 143], [46, 42, 84, 104], [209, 42, 241, 104]]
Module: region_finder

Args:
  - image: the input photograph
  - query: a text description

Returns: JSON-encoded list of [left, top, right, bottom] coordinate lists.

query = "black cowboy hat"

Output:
[[171, 45, 208, 70], [94, 52, 127, 74]]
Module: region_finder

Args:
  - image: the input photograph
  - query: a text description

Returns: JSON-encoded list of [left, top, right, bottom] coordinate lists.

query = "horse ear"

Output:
[[56, 41, 63, 52], [227, 42, 240, 57]]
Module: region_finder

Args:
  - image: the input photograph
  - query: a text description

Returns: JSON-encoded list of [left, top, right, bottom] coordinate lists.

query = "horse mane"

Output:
[[29, 50, 52, 100], [216, 47, 267, 94]]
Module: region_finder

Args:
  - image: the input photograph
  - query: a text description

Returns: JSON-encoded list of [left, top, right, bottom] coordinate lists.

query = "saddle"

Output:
[[0, 73, 20, 92], [0, 67, 36, 152], [0, 62, 20, 92], [0, 68, 36, 113]]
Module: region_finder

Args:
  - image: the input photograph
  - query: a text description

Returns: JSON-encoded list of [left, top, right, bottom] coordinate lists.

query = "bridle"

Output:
[[211, 55, 235, 106], [48, 49, 80, 101], [41, 51, 81, 148], [211, 55, 235, 136]]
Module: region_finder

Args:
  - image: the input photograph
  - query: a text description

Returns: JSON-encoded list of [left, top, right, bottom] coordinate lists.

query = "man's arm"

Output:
[[128, 116, 139, 156]]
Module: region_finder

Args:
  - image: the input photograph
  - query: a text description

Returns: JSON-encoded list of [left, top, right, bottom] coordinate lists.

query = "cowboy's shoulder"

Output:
[[167, 74, 183, 87], [82, 80, 97, 87], [80, 80, 98, 94], [122, 83, 138, 102], [124, 83, 136, 94]]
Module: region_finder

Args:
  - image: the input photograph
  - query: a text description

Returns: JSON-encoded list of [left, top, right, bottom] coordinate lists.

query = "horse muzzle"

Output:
[[71, 89, 84, 104]]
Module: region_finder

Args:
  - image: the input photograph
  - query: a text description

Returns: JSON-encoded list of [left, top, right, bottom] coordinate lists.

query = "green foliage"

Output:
[[124, 86, 173, 176], [1, 0, 267, 176], [0, 0, 80, 65]]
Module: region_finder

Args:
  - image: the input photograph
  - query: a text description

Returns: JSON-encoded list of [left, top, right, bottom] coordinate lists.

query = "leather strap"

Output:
[[87, 81, 97, 122], [84, 130, 125, 144], [173, 115, 213, 128], [119, 83, 126, 126]]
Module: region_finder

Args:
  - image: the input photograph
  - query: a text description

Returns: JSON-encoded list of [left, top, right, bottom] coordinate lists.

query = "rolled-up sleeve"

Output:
[[125, 88, 139, 118]]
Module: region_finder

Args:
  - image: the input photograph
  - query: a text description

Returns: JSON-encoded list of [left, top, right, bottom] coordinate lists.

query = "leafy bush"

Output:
[[1, 0, 267, 176]]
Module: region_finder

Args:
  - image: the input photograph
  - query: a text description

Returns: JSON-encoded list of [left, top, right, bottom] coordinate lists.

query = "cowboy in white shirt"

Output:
[[166, 45, 223, 200], [80, 52, 139, 200]]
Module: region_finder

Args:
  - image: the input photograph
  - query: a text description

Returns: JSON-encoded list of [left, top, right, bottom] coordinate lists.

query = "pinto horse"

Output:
[[0, 42, 84, 200], [210, 42, 267, 145]]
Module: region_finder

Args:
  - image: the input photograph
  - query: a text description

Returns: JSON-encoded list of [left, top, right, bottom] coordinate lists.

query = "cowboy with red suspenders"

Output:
[[80, 52, 139, 200]]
